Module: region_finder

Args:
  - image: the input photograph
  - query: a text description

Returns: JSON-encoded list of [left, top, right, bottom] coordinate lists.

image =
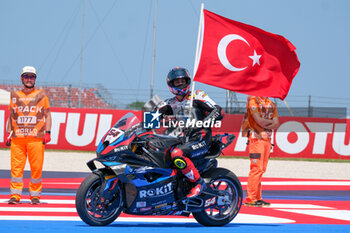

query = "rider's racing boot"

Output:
[[186, 177, 206, 198]]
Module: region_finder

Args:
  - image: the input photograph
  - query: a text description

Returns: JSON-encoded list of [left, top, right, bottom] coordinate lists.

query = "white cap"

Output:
[[21, 66, 37, 76]]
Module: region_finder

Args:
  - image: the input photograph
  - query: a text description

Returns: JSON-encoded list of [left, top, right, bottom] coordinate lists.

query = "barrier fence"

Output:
[[0, 106, 349, 159]]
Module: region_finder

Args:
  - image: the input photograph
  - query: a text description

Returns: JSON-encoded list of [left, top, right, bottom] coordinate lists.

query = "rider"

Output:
[[159, 67, 224, 199]]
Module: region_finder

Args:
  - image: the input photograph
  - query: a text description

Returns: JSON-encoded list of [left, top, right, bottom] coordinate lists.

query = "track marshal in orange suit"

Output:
[[6, 66, 52, 205], [243, 96, 279, 207]]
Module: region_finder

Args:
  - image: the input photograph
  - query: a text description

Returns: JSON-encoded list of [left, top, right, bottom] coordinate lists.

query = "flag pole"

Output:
[[283, 99, 294, 116], [189, 3, 204, 109], [150, 0, 158, 99]]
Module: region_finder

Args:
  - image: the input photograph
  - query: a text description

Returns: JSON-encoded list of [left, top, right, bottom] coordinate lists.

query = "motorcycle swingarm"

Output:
[[182, 189, 228, 212]]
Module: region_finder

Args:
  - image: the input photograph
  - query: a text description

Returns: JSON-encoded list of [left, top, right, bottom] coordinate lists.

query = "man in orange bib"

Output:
[[6, 66, 52, 205], [243, 96, 279, 207]]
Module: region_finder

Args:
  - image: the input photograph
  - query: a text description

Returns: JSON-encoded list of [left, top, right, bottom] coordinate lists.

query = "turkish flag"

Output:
[[194, 9, 300, 100]]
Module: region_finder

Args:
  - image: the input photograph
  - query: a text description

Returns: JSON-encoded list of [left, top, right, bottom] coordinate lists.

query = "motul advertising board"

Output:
[[0, 106, 349, 159], [219, 115, 350, 160]]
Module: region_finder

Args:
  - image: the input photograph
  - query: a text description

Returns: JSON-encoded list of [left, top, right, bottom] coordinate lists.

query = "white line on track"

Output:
[[0, 214, 296, 224], [0, 199, 75, 204], [267, 204, 334, 209], [0, 207, 76, 212], [276, 209, 350, 221], [241, 181, 350, 186]]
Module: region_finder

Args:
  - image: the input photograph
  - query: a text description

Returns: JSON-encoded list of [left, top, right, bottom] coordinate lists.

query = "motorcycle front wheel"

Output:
[[192, 168, 243, 226], [75, 173, 123, 226]]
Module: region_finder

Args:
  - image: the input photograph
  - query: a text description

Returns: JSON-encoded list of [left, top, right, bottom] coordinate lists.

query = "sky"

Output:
[[1, 0, 350, 111]]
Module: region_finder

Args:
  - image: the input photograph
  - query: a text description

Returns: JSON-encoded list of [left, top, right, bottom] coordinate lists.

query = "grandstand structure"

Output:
[[0, 82, 116, 109], [0, 81, 348, 117]]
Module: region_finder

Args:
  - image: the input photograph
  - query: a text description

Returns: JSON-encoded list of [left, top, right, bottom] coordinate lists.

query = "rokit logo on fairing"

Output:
[[139, 182, 173, 198]]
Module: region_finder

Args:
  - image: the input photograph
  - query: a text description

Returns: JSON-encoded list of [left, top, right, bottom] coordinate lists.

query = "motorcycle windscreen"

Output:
[[96, 113, 141, 155]]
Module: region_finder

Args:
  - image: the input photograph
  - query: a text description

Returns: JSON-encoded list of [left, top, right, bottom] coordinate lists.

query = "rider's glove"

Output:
[[43, 131, 51, 144], [203, 105, 224, 122], [159, 104, 173, 116]]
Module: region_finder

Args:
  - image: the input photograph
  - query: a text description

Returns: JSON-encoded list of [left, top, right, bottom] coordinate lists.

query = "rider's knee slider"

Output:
[[173, 156, 187, 169]]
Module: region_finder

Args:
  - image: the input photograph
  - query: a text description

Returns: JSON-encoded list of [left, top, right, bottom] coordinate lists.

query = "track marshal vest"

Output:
[[9, 89, 50, 138]]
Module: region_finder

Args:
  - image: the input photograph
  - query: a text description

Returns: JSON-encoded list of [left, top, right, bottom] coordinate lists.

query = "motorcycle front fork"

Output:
[[97, 174, 119, 204]]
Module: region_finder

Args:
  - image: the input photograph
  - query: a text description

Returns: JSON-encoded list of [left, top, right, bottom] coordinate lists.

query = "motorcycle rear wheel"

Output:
[[192, 168, 243, 226], [75, 173, 123, 226]]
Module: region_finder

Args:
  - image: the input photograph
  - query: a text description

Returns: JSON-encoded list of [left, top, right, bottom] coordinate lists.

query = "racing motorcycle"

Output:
[[75, 112, 242, 226]]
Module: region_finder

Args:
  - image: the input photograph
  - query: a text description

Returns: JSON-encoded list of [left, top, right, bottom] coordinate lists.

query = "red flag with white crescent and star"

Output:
[[193, 9, 300, 100]]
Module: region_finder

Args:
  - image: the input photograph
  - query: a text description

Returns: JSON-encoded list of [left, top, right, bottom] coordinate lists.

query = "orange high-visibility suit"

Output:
[[8, 89, 50, 201], [244, 96, 278, 203]]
